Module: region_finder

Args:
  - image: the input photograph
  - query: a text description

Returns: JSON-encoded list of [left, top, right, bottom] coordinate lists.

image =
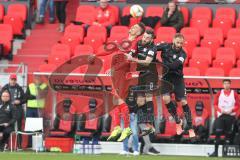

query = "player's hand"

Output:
[[3, 123, 9, 127], [125, 54, 134, 61], [14, 100, 20, 105]]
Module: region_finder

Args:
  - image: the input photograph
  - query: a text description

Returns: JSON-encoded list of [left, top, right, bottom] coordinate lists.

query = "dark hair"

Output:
[[145, 29, 155, 39], [174, 33, 184, 40], [137, 22, 146, 35], [223, 79, 231, 83]]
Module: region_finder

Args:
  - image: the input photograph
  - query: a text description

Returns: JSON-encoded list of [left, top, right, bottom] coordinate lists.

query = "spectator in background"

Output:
[[25, 75, 48, 147], [93, 0, 116, 35], [209, 79, 240, 157], [54, 0, 69, 32], [0, 74, 25, 149], [37, 0, 55, 24], [192, 101, 209, 143], [0, 90, 17, 151], [160, 1, 184, 32]]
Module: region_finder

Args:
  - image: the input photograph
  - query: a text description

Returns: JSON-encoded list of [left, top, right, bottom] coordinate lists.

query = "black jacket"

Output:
[[0, 101, 17, 126], [0, 84, 25, 107], [160, 8, 184, 32]]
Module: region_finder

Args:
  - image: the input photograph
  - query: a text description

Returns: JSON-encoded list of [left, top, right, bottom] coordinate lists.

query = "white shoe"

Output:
[[133, 151, 140, 156], [120, 151, 129, 155]]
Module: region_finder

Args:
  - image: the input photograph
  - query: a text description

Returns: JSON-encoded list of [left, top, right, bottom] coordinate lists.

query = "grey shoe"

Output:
[[49, 18, 55, 24], [37, 17, 44, 24], [59, 23, 65, 32]]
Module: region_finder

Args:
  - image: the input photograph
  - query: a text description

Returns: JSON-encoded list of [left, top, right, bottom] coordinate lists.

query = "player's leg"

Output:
[[209, 115, 224, 157], [175, 78, 195, 137], [224, 115, 236, 144]]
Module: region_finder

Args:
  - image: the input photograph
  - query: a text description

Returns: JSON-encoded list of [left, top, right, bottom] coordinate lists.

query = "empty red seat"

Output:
[[0, 24, 13, 56], [183, 67, 201, 76], [38, 64, 57, 73], [180, 27, 200, 44], [227, 28, 240, 40], [156, 27, 176, 41], [180, 6, 189, 26], [7, 4, 27, 21], [192, 47, 212, 64], [74, 44, 94, 56], [75, 5, 96, 25], [215, 47, 236, 65], [212, 59, 233, 76], [200, 38, 221, 59], [224, 39, 240, 59], [3, 15, 24, 35], [108, 25, 129, 41], [87, 25, 107, 42], [48, 53, 70, 66], [0, 4, 4, 22], [205, 67, 225, 76], [84, 36, 104, 52], [145, 6, 164, 17], [190, 18, 209, 37], [238, 60, 240, 67], [212, 18, 232, 38], [191, 7, 212, 24], [203, 28, 224, 45], [51, 43, 71, 58], [215, 7, 236, 26], [60, 35, 81, 56], [122, 5, 130, 17], [64, 24, 84, 43], [229, 68, 240, 77], [183, 39, 197, 58], [189, 58, 209, 76]]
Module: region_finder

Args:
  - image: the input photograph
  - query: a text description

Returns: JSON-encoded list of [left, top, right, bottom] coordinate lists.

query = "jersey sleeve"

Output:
[[146, 46, 157, 58], [156, 43, 168, 51], [178, 50, 187, 64]]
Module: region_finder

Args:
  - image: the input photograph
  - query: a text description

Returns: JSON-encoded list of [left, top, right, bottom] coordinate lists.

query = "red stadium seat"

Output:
[[155, 36, 172, 44], [205, 67, 225, 76], [189, 58, 209, 76], [191, 7, 212, 24], [74, 44, 94, 56], [183, 39, 197, 57], [229, 68, 240, 77], [87, 25, 107, 42], [183, 67, 201, 76], [180, 6, 189, 26], [75, 5, 96, 25], [238, 60, 240, 67], [215, 47, 236, 65], [203, 28, 224, 45], [224, 39, 240, 59], [180, 27, 200, 44], [0, 4, 4, 22], [212, 59, 233, 76], [200, 38, 221, 59], [156, 27, 176, 41], [110, 5, 119, 24], [48, 53, 70, 66], [212, 18, 232, 38], [51, 43, 71, 58], [122, 5, 130, 16], [108, 25, 129, 41], [227, 28, 240, 40], [145, 6, 164, 17], [192, 47, 212, 64], [84, 36, 104, 52], [237, 18, 240, 28], [64, 24, 84, 43], [38, 64, 57, 72], [7, 4, 27, 21], [215, 7, 236, 26], [0, 24, 13, 56], [60, 35, 81, 56], [190, 18, 209, 37], [3, 15, 24, 35]]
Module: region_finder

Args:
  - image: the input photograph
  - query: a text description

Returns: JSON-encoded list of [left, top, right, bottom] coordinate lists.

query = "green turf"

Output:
[[0, 153, 235, 160]]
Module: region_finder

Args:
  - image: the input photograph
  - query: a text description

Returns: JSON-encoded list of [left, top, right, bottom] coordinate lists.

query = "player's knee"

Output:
[[162, 95, 171, 104]]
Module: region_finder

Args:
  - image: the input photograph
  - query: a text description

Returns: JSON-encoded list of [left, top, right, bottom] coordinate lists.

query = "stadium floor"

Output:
[[0, 153, 234, 160]]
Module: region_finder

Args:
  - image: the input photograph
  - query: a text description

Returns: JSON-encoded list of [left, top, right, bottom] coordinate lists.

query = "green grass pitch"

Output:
[[0, 153, 233, 160]]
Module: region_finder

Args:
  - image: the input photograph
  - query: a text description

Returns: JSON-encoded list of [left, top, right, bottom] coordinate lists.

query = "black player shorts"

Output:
[[162, 74, 186, 101], [138, 70, 158, 91]]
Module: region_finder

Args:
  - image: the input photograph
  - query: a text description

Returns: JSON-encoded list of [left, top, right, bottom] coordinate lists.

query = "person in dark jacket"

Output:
[[0, 74, 25, 149], [0, 90, 17, 151], [160, 1, 184, 32], [54, 0, 69, 32]]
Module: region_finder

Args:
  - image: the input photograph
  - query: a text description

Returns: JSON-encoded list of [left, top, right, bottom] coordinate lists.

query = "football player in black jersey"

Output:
[[157, 33, 196, 138], [126, 29, 158, 127]]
